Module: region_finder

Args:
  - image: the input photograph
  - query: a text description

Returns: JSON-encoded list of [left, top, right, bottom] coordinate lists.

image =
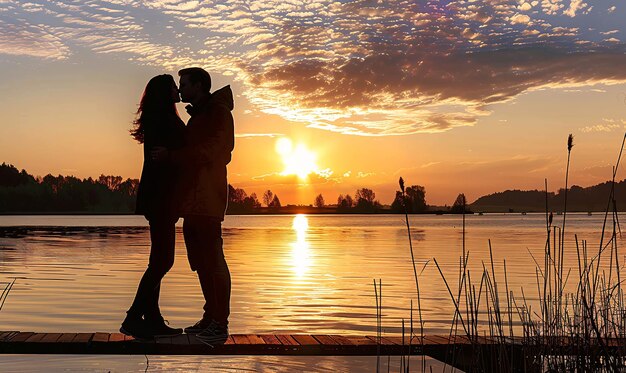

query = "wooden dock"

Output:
[[0, 331, 430, 356], [3, 331, 625, 372]]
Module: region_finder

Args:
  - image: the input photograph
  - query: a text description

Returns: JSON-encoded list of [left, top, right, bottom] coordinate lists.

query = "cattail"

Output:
[[568, 134, 574, 152], [399, 176, 405, 194]]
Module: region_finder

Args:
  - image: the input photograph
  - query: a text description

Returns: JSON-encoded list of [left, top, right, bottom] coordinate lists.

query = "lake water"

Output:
[[0, 213, 623, 372]]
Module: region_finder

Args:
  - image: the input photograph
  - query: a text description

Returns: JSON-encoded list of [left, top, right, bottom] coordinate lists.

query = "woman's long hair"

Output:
[[130, 74, 180, 143]]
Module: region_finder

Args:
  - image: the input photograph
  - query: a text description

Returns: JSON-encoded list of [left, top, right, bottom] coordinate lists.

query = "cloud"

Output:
[[580, 124, 622, 133], [579, 118, 625, 132], [0, 21, 69, 59], [235, 133, 283, 138], [564, 0, 588, 17], [250, 171, 335, 186], [1, 0, 625, 136], [510, 13, 531, 24], [541, 0, 565, 15], [519, 3, 533, 11]]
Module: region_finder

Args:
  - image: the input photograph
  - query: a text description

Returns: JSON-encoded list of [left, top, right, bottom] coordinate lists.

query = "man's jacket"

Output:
[[171, 85, 234, 219]]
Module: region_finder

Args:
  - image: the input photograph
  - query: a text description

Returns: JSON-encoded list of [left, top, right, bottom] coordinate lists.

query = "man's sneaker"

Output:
[[196, 320, 229, 346], [145, 317, 183, 337], [184, 318, 213, 334], [120, 316, 152, 340]]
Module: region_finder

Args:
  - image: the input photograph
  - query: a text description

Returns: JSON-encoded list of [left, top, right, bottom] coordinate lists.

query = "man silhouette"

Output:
[[154, 67, 234, 344]]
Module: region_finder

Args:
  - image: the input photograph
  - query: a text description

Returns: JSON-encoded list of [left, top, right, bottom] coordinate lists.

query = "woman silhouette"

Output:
[[121, 74, 184, 339]]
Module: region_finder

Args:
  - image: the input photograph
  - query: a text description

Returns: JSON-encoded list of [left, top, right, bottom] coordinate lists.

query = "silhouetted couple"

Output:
[[120, 68, 234, 345]]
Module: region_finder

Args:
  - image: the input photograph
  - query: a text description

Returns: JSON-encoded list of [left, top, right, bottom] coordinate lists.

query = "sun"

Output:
[[275, 138, 319, 180]]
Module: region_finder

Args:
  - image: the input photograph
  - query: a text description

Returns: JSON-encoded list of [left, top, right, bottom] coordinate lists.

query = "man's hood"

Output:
[[211, 85, 234, 111]]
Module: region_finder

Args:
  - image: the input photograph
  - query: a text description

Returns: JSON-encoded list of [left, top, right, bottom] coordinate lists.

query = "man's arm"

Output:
[[167, 107, 234, 166]]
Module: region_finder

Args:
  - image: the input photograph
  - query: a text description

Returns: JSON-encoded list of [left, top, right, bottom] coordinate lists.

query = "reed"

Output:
[[399, 177, 426, 372], [394, 133, 626, 372], [0, 278, 15, 312]]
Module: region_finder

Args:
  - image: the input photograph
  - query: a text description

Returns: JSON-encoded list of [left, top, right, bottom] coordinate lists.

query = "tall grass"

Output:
[[392, 133, 626, 372], [0, 278, 15, 312]]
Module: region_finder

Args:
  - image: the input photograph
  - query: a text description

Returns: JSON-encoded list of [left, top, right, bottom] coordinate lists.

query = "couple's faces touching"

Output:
[[178, 75, 202, 104], [168, 75, 202, 104], [171, 82, 181, 104]]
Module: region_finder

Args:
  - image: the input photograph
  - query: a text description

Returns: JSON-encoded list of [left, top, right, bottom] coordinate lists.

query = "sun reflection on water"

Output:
[[291, 214, 311, 277]]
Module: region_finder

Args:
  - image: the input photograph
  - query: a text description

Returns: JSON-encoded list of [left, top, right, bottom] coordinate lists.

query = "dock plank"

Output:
[[0, 332, 18, 342], [72, 333, 93, 343], [424, 335, 451, 345], [232, 335, 250, 345], [10, 332, 35, 343], [123, 334, 135, 342], [275, 335, 298, 346], [39, 333, 62, 343], [329, 335, 355, 345], [292, 335, 319, 345], [108, 333, 125, 343], [92, 333, 109, 343], [246, 334, 266, 345], [313, 335, 340, 345], [261, 335, 282, 345], [366, 336, 397, 345], [57, 333, 77, 343], [384, 336, 405, 345], [349, 336, 377, 346], [25, 333, 47, 343]]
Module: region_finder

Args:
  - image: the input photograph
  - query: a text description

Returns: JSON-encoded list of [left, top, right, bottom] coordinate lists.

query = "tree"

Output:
[[391, 185, 427, 213], [345, 194, 353, 208], [0, 163, 35, 187], [269, 194, 281, 208], [98, 175, 123, 191], [450, 193, 467, 213], [355, 188, 375, 203], [228, 184, 248, 205], [244, 193, 261, 209], [263, 190, 274, 207], [227, 185, 261, 212], [337, 194, 353, 210], [314, 194, 325, 208], [354, 188, 377, 211], [118, 178, 139, 197]]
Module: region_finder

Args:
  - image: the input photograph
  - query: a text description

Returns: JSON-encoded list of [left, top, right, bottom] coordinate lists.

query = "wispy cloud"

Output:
[[1, 0, 624, 136], [235, 133, 283, 138], [0, 21, 69, 59], [580, 118, 625, 133], [564, 0, 589, 17]]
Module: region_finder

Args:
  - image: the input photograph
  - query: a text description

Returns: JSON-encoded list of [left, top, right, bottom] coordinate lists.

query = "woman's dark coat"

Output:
[[135, 113, 185, 219]]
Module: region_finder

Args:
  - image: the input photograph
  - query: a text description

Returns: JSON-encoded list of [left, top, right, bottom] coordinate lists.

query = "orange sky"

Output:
[[0, 1, 625, 205]]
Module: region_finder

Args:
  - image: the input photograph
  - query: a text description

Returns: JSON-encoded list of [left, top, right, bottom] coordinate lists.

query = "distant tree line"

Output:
[[0, 163, 137, 213], [471, 182, 626, 212], [1, 163, 495, 214]]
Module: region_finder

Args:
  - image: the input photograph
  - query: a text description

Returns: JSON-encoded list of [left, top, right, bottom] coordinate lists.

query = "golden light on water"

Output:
[[290, 214, 311, 277], [275, 137, 319, 180]]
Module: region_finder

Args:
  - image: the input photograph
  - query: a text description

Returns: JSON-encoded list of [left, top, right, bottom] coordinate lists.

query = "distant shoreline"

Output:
[[0, 209, 469, 216], [2, 210, 622, 216]]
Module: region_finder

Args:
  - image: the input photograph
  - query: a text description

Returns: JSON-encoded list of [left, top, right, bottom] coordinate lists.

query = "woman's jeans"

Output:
[[127, 216, 177, 320]]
